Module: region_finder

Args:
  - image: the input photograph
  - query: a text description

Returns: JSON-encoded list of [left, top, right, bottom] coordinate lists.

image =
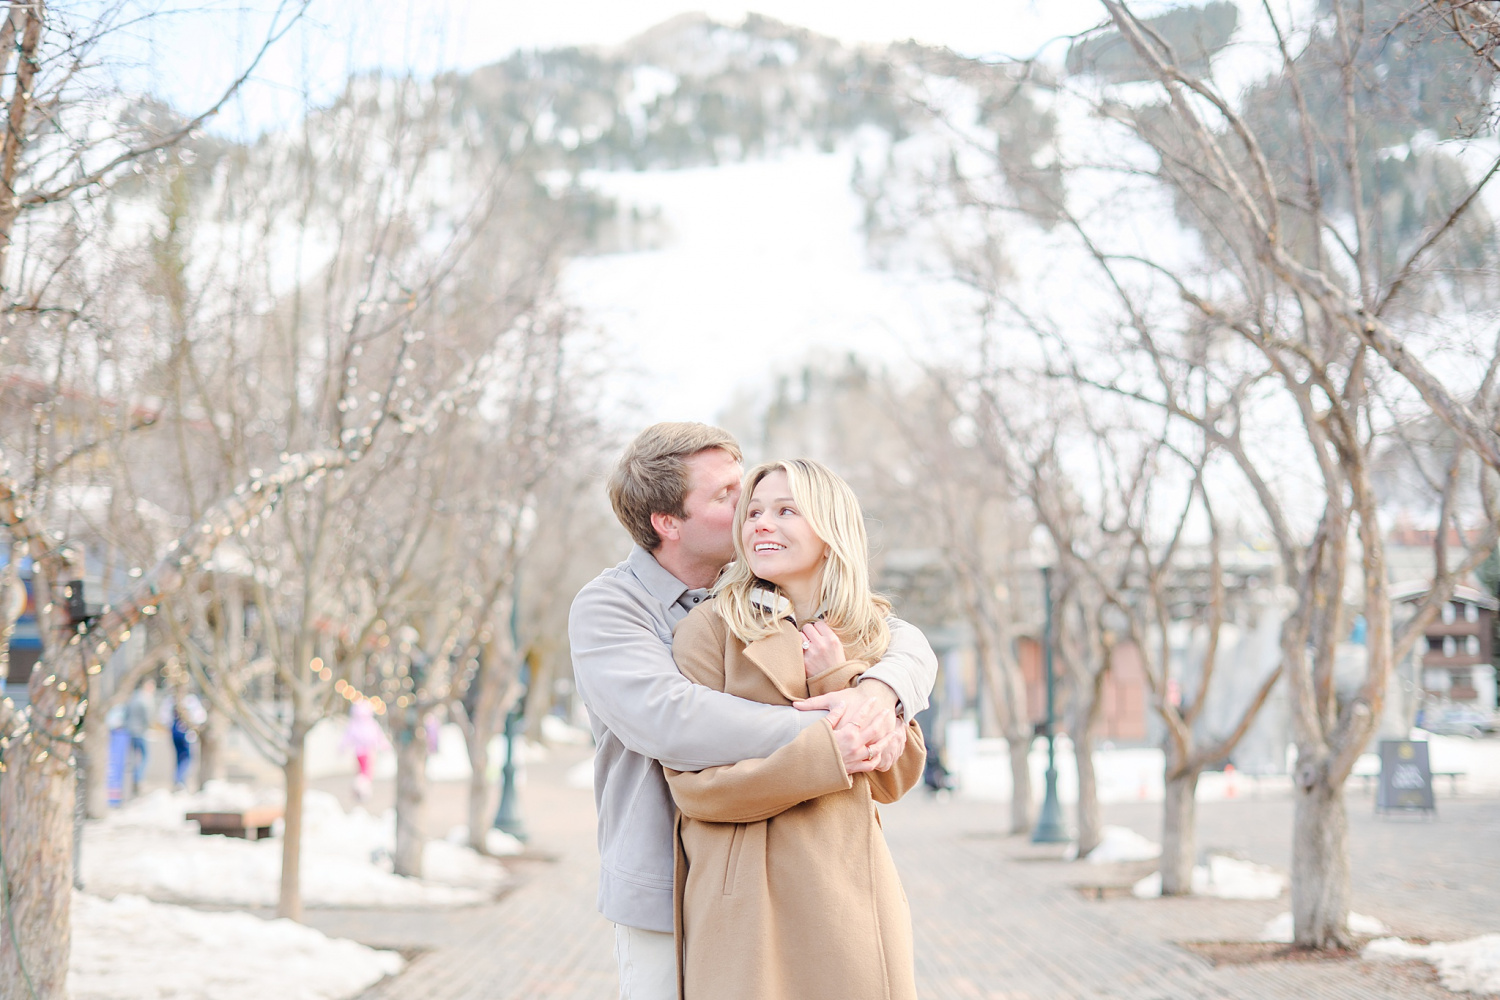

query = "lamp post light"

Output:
[[1031, 563, 1069, 844]]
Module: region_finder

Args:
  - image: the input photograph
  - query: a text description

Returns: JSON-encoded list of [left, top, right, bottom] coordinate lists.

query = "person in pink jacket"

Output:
[[340, 700, 390, 803]]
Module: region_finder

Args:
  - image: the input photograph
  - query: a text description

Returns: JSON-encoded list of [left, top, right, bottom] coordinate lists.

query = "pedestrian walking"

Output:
[[159, 691, 207, 791], [123, 678, 155, 796], [340, 700, 390, 803], [105, 703, 129, 807]]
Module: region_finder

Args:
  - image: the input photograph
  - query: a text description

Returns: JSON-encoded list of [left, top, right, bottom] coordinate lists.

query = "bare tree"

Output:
[[1047, 0, 1500, 943]]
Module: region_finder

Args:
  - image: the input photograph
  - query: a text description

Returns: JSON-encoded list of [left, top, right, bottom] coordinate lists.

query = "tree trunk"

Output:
[[83, 673, 110, 818], [0, 752, 75, 1000], [465, 728, 492, 854], [1074, 727, 1103, 859], [1160, 767, 1200, 896], [196, 705, 224, 790], [1292, 766, 1351, 948], [278, 731, 308, 921], [393, 718, 428, 878], [1006, 733, 1033, 835]]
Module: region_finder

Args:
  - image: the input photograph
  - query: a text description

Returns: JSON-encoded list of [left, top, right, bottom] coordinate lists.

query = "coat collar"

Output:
[[739, 588, 805, 702]]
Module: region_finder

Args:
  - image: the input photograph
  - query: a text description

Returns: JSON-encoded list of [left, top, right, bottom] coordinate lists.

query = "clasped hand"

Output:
[[793, 621, 905, 774]]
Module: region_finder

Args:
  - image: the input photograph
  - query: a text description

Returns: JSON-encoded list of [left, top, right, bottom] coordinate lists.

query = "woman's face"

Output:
[[741, 470, 828, 591]]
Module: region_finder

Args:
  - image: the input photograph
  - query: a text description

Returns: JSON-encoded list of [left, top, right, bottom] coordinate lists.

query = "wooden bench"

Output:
[[186, 805, 283, 841]]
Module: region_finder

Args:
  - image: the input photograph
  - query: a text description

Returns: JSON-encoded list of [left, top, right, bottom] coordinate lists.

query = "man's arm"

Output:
[[568, 579, 821, 771], [861, 616, 938, 720]]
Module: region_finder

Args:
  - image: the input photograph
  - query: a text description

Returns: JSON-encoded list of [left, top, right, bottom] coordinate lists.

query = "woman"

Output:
[[664, 459, 925, 1000]]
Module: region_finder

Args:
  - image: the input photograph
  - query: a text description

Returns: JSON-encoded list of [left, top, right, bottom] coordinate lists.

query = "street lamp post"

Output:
[[1032, 564, 1068, 844], [491, 674, 529, 843]]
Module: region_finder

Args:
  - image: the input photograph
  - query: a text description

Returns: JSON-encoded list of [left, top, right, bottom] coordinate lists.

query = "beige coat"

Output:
[[665, 603, 926, 1000]]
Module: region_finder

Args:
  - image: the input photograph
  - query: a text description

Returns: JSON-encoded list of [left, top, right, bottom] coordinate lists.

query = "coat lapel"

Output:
[[739, 625, 810, 704]]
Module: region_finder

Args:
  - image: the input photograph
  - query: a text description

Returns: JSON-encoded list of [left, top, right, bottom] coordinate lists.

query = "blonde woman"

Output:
[[664, 459, 924, 1000]]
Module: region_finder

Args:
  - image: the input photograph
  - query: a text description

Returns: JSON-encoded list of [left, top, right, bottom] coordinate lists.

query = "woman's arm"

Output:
[[664, 721, 852, 823], [665, 609, 852, 822], [866, 721, 926, 805]]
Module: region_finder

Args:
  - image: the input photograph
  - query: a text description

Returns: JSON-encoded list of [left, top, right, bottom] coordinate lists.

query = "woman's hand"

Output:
[[799, 620, 844, 678]]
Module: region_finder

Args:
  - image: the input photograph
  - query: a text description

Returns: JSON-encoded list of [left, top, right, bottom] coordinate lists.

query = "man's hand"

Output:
[[831, 723, 881, 774], [795, 679, 903, 771]]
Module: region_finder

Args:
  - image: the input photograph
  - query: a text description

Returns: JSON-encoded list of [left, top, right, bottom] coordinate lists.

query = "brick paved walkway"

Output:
[[323, 744, 1497, 999]]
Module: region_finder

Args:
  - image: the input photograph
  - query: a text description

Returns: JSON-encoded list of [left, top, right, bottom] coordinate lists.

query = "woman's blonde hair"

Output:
[[714, 459, 891, 663]]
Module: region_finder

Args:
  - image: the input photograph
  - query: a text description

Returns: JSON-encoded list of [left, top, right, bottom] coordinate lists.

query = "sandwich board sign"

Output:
[[1376, 740, 1435, 816]]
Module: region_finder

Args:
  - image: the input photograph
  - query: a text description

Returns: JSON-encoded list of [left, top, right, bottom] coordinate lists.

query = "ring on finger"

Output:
[[801, 638, 811, 650]]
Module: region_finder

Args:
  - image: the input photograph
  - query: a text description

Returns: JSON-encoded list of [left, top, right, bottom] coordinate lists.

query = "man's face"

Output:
[[675, 448, 743, 570]]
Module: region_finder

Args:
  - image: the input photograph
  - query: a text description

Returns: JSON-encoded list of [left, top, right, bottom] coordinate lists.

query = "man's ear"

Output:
[[650, 510, 682, 544]]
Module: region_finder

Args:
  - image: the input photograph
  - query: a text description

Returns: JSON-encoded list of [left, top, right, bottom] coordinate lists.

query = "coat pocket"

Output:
[[722, 824, 746, 895]]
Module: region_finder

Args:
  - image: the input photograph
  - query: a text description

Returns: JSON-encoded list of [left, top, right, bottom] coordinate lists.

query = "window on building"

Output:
[[1466, 603, 1479, 623], [1443, 636, 1457, 657], [1419, 636, 1431, 655], [1466, 635, 1481, 656], [1442, 603, 1457, 624]]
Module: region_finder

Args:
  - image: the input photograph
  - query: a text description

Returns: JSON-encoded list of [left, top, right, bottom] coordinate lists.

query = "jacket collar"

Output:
[[740, 622, 808, 703], [627, 544, 693, 606]]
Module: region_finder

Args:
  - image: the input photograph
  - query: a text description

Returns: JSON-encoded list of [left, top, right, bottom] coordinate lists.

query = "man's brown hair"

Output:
[[608, 422, 743, 550]]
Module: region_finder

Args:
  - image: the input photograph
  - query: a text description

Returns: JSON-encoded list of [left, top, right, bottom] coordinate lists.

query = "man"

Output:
[[124, 677, 155, 797], [569, 422, 938, 1000]]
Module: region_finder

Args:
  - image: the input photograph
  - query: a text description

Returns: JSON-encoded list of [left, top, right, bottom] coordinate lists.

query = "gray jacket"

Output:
[[568, 545, 938, 932]]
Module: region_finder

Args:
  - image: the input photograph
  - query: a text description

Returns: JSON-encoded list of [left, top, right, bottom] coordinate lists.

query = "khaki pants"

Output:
[[613, 924, 676, 1000]]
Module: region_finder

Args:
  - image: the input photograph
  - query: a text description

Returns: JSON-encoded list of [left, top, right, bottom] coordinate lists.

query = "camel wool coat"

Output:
[[664, 602, 926, 1000]]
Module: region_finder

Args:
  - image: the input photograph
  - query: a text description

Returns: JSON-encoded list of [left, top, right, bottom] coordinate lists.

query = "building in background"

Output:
[[1392, 583, 1498, 711]]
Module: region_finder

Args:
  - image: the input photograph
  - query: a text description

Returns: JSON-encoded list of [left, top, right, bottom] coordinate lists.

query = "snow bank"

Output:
[[103, 781, 279, 831], [1365, 934, 1500, 994], [305, 719, 551, 782], [1133, 856, 1287, 900], [70, 893, 402, 1000], [950, 737, 1291, 806], [566, 756, 596, 789], [1414, 732, 1500, 798], [1260, 911, 1389, 943], [541, 713, 593, 745], [1063, 825, 1161, 864], [444, 825, 526, 857], [85, 788, 506, 907]]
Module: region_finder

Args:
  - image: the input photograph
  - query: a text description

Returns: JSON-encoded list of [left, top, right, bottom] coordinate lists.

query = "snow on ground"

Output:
[[305, 720, 555, 781], [445, 825, 526, 857], [947, 734, 1290, 806], [1132, 856, 1287, 900], [946, 729, 1500, 806], [85, 785, 507, 907], [1063, 826, 1161, 864], [1260, 911, 1390, 943], [1365, 934, 1500, 995], [563, 149, 982, 424], [1415, 731, 1500, 798], [70, 893, 402, 1000], [567, 755, 596, 789]]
